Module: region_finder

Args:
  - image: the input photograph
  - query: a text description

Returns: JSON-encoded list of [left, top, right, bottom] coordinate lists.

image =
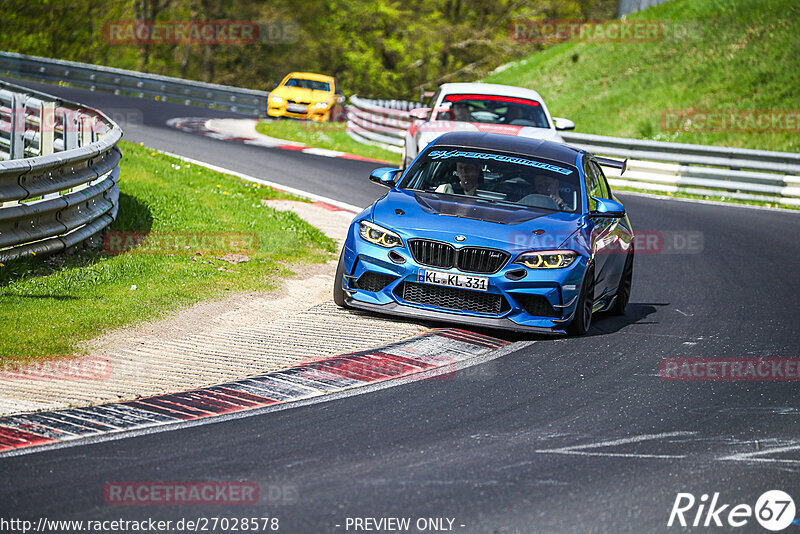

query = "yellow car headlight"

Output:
[[270, 95, 284, 104], [515, 250, 578, 269], [359, 221, 402, 248], [314, 101, 329, 109]]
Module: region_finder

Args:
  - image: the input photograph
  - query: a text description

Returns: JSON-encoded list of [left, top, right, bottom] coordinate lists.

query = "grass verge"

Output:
[[255, 119, 401, 165], [484, 0, 800, 153], [0, 141, 336, 363]]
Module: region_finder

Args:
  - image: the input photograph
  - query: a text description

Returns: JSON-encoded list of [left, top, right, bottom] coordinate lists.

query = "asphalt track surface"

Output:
[[2, 79, 800, 533]]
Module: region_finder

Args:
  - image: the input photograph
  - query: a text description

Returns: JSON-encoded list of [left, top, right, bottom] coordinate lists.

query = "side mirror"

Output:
[[590, 197, 625, 218], [369, 167, 402, 187], [553, 117, 575, 131], [409, 107, 431, 120]]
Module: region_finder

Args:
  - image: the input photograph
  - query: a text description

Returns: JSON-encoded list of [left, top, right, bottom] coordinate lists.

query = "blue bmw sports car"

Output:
[[334, 132, 634, 335]]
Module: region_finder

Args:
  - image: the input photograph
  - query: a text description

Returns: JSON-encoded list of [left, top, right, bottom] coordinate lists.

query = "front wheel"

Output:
[[333, 249, 348, 308], [568, 263, 594, 336]]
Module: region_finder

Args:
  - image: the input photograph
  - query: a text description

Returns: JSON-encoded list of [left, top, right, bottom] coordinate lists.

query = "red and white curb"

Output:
[[0, 329, 510, 457], [167, 117, 392, 164]]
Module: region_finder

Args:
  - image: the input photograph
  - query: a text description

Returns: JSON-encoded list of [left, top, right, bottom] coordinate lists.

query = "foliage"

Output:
[[0, 0, 615, 99]]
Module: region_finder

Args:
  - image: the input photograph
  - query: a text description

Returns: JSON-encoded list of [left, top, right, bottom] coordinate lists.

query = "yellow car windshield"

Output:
[[284, 78, 331, 91]]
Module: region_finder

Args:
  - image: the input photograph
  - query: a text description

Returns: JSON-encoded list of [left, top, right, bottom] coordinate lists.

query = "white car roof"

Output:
[[438, 82, 545, 102]]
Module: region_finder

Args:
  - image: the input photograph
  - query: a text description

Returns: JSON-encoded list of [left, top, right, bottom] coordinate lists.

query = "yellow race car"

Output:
[[267, 72, 344, 122]]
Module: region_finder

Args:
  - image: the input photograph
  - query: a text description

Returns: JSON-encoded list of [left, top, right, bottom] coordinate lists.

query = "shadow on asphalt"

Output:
[[337, 301, 668, 344], [588, 302, 667, 337]]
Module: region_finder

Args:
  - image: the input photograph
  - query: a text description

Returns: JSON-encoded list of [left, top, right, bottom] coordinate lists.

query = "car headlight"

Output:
[[270, 95, 283, 104], [515, 250, 578, 269], [359, 221, 402, 248], [314, 101, 329, 109]]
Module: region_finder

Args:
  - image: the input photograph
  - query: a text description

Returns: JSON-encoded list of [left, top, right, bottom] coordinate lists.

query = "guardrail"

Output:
[[346, 95, 800, 206], [0, 51, 267, 116], [0, 80, 121, 262]]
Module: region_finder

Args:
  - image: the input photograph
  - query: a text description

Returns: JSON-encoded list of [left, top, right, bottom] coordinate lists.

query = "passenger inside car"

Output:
[[533, 175, 568, 210]]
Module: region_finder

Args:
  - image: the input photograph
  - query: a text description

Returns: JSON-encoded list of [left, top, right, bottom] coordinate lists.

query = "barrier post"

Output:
[[39, 100, 55, 156], [9, 93, 25, 159]]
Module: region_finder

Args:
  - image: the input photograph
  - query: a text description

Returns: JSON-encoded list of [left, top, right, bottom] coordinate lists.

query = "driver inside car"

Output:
[[505, 105, 528, 124], [449, 101, 471, 122], [435, 161, 482, 196]]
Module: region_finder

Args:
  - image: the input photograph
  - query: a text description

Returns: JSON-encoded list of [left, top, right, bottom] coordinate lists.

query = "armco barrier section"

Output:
[[0, 51, 267, 116], [4, 51, 797, 207], [346, 95, 800, 206], [0, 80, 121, 262]]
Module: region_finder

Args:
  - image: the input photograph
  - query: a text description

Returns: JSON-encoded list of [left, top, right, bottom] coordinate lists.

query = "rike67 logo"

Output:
[[668, 490, 796, 531]]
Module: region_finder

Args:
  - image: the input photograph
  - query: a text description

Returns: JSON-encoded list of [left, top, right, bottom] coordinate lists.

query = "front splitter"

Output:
[[346, 297, 567, 335]]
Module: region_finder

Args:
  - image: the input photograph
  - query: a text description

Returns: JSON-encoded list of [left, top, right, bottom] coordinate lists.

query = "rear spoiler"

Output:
[[596, 156, 627, 175]]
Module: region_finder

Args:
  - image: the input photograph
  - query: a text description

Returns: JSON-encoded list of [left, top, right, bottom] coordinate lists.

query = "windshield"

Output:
[[399, 148, 581, 212], [284, 78, 331, 91], [435, 94, 550, 128]]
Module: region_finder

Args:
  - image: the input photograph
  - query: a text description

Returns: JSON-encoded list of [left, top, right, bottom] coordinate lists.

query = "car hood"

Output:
[[372, 189, 582, 251], [417, 121, 564, 143]]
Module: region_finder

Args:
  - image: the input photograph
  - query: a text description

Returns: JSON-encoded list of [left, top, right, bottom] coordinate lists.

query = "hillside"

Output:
[[484, 0, 800, 152]]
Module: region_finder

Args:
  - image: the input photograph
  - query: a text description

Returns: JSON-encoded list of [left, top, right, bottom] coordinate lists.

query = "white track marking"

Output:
[[535, 431, 696, 459], [718, 443, 800, 464], [301, 148, 347, 157], [156, 149, 364, 213]]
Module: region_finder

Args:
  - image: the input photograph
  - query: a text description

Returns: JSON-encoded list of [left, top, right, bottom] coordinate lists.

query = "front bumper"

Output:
[[341, 229, 588, 334], [267, 103, 331, 122]]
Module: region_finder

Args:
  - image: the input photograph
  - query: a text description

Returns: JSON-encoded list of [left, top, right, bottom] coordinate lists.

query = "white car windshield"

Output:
[[435, 95, 550, 128], [399, 148, 581, 212]]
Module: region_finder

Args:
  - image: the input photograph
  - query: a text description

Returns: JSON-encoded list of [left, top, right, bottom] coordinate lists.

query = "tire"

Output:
[[333, 248, 348, 308], [568, 263, 595, 336], [610, 251, 634, 315]]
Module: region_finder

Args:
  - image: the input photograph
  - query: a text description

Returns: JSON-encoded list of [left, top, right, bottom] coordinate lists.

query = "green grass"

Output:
[[255, 119, 401, 165], [0, 141, 336, 363], [485, 0, 800, 153]]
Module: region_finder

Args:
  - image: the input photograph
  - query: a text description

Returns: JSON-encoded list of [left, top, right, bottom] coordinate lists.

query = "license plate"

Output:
[[417, 269, 488, 291], [287, 103, 307, 113]]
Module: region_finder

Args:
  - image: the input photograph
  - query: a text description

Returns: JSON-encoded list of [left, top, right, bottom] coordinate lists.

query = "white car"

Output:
[[402, 82, 574, 168]]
